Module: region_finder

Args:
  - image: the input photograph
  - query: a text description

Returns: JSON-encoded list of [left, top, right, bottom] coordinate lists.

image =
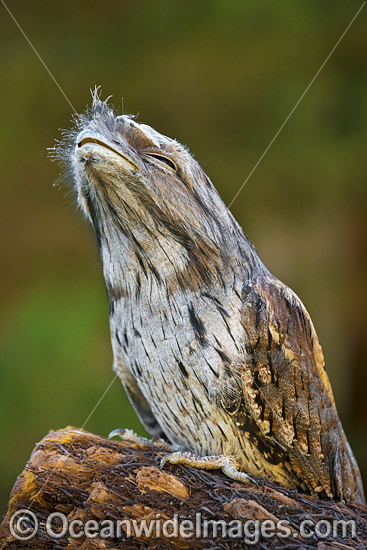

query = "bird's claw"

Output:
[[160, 450, 257, 485], [108, 428, 172, 450]]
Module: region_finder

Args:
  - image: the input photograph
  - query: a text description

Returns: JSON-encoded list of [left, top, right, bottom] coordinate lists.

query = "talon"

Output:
[[159, 451, 255, 485], [160, 451, 180, 469], [109, 428, 173, 450], [108, 428, 150, 445], [108, 428, 128, 440]]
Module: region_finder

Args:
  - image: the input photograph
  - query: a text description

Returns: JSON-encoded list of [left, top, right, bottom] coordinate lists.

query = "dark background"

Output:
[[0, 1, 365, 514]]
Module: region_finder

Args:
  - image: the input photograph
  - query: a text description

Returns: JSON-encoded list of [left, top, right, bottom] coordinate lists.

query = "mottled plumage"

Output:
[[56, 92, 365, 504]]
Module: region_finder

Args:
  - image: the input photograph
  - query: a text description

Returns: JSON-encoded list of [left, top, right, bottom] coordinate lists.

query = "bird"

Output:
[[55, 90, 365, 504]]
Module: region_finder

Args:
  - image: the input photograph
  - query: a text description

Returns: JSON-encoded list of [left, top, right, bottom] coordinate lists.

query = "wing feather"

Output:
[[219, 275, 364, 502]]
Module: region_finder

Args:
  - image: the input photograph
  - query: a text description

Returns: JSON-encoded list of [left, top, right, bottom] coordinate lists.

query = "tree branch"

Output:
[[0, 428, 366, 549]]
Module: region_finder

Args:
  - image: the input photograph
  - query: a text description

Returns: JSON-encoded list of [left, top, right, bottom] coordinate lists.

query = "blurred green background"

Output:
[[0, 1, 365, 514]]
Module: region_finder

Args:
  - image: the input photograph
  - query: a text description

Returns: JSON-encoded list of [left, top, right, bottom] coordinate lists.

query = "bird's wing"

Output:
[[219, 275, 364, 502]]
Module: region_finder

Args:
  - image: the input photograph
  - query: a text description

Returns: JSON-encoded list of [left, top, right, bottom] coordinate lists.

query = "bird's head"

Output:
[[54, 91, 254, 294]]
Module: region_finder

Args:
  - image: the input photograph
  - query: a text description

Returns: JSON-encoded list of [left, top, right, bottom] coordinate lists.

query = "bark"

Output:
[[0, 427, 366, 549]]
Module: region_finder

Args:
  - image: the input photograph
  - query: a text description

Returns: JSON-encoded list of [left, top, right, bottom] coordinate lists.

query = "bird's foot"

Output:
[[160, 451, 256, 484], [108, 428, 172, 450]]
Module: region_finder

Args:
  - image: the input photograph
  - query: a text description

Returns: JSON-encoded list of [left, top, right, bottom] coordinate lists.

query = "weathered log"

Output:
[[0, 428, 366, 549]]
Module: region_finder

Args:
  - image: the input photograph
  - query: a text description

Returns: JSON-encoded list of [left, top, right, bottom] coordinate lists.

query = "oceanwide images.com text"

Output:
[[9, 509, 357, 545]]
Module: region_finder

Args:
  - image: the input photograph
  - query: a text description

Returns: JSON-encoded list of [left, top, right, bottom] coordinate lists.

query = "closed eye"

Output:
[[141, 151, 177, 172]]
